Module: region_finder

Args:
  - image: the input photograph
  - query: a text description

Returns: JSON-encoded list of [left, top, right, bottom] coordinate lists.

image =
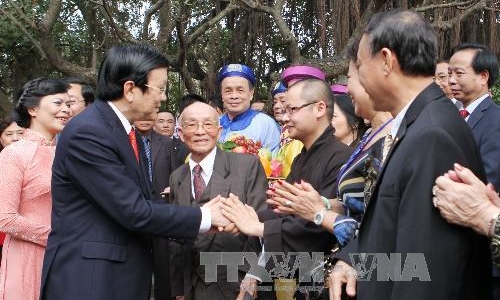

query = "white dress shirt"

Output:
[[108, 101, 211, 233]]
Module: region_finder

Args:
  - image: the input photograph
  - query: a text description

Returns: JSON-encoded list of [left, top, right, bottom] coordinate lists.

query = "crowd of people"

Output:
[[0, 8, 499, 300]]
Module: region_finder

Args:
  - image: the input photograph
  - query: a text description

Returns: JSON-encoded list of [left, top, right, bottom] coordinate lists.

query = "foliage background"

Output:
[[0, 0, 499, 115]]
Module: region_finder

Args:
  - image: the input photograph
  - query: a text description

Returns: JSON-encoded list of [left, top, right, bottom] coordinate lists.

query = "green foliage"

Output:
[[491, 82, 500, 105]]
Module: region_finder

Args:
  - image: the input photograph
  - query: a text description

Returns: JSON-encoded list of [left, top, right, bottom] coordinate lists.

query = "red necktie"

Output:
[[193, 164, 206, 201], [459, 109, 469, 119], [129, 128, 139, 162]]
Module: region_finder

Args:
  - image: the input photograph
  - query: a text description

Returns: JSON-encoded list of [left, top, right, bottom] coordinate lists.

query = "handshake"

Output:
[[203, 193, 264, 237]]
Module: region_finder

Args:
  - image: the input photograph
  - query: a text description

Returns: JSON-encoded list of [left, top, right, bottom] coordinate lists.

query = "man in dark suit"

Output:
[[40, 43, 230, 300], [133, 118, 177, 300], [448, 43, 500, 190], [168, 101, 267, 300], [329, 10, 492, 300], [448, 42, 500, 299]]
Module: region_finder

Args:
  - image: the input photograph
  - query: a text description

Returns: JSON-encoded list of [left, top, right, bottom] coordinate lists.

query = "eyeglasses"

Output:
[[181, 121, 218, 133], [65, 99, 85, 107], [284, 101, 318, 116], [434, 74, 449, 83], [144, 84, 167, 94]]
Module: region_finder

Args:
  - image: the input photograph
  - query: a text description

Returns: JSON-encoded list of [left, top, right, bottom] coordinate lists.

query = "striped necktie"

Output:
[[141, 135, 152, 182], [193, 164, 206, 201]]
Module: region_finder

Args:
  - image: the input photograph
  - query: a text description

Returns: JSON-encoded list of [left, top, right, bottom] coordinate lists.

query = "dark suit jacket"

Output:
[[338, 83, 492, 300], [150, 130, 174, 194], [40, 100, 203, 300], [169, 149, 268, 300], [148, 130, 175, 300], [466, 96, 500, 190]]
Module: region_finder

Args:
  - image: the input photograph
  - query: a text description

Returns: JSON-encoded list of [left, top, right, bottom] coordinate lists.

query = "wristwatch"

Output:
[[314, 209, 328, 225]]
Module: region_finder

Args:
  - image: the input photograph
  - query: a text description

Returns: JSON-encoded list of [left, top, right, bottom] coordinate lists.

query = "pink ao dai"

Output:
[[0, 129, 54, 300]]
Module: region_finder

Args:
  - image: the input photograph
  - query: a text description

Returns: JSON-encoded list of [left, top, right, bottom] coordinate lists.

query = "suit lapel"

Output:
[[207, 150, 231, 200], [175, 165, 194, 206], [467, 96, 492, 130], [151, 132, 161, 166], [95, 101, 150, 197]]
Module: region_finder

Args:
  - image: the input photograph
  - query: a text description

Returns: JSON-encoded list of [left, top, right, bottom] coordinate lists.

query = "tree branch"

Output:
[[414, 0, 477, 12], [142, 0, 167, 40], [185, 0, 239, 47], [0, 8, 47, 60], [39, 0, 63, 33], [429, 0, 488, 30], [100, 0, 137, 43], [5, 0, 37, 28]]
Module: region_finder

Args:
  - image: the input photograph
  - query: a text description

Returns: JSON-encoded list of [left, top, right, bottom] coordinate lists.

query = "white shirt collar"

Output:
[[188, 146, 217, 182], [390, 101, 413, 138], [462, 93, 489, 117], [108, 101, 132, 134]]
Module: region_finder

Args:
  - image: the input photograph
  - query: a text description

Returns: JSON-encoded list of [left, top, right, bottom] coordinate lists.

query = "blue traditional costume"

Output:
[[217, 64, 280, 153]]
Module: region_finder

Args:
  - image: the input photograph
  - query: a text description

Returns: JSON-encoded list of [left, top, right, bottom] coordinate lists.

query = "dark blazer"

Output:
[[171, 136, 189, 171], [338, 83, 492, 300], [150, 130, 174, 194], [168, 149, 268, 300], [148, 130, 175, 300], [41, 100, 203, 300], [466, 96, 500, 190]]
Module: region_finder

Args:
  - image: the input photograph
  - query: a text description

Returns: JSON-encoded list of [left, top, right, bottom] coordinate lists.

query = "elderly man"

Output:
[[41, 43, 230, 300], [169, 101, 268, 300], [218, 64, 280, 153], [329, 10, 491, 300]]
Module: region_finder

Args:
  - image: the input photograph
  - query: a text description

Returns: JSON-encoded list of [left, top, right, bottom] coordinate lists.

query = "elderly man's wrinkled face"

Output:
[[179, 102, 221, 162]]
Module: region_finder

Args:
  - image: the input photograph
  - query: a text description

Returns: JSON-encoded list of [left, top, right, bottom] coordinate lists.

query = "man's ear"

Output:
[[123, 81, 136, 102], [315, 100, 327, 118], [178, 129, 185, 143], [380, 47, 395, 75], [479, 70, 490, 88], [216, 126, 222, 141]]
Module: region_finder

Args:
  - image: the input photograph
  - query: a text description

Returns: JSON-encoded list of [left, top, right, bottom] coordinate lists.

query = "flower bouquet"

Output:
[[219, 135, 284, 178]]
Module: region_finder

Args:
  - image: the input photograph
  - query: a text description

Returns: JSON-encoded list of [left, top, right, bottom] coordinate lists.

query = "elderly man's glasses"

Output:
[[144, 84, 167, 94], [182, 121, 218, 133], [284, 101, 318, 116]]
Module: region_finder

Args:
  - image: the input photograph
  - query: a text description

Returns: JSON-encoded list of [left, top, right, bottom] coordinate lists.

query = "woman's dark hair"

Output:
[[14, 78, 69, 128], [0, 113, 17, 151], [97, 43, 169, 101], [62, 77, 95, 105], [334, 94, 369, 146]]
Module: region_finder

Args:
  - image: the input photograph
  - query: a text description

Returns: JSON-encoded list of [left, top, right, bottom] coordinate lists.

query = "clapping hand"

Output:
[[267, 180, 325, 222]]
